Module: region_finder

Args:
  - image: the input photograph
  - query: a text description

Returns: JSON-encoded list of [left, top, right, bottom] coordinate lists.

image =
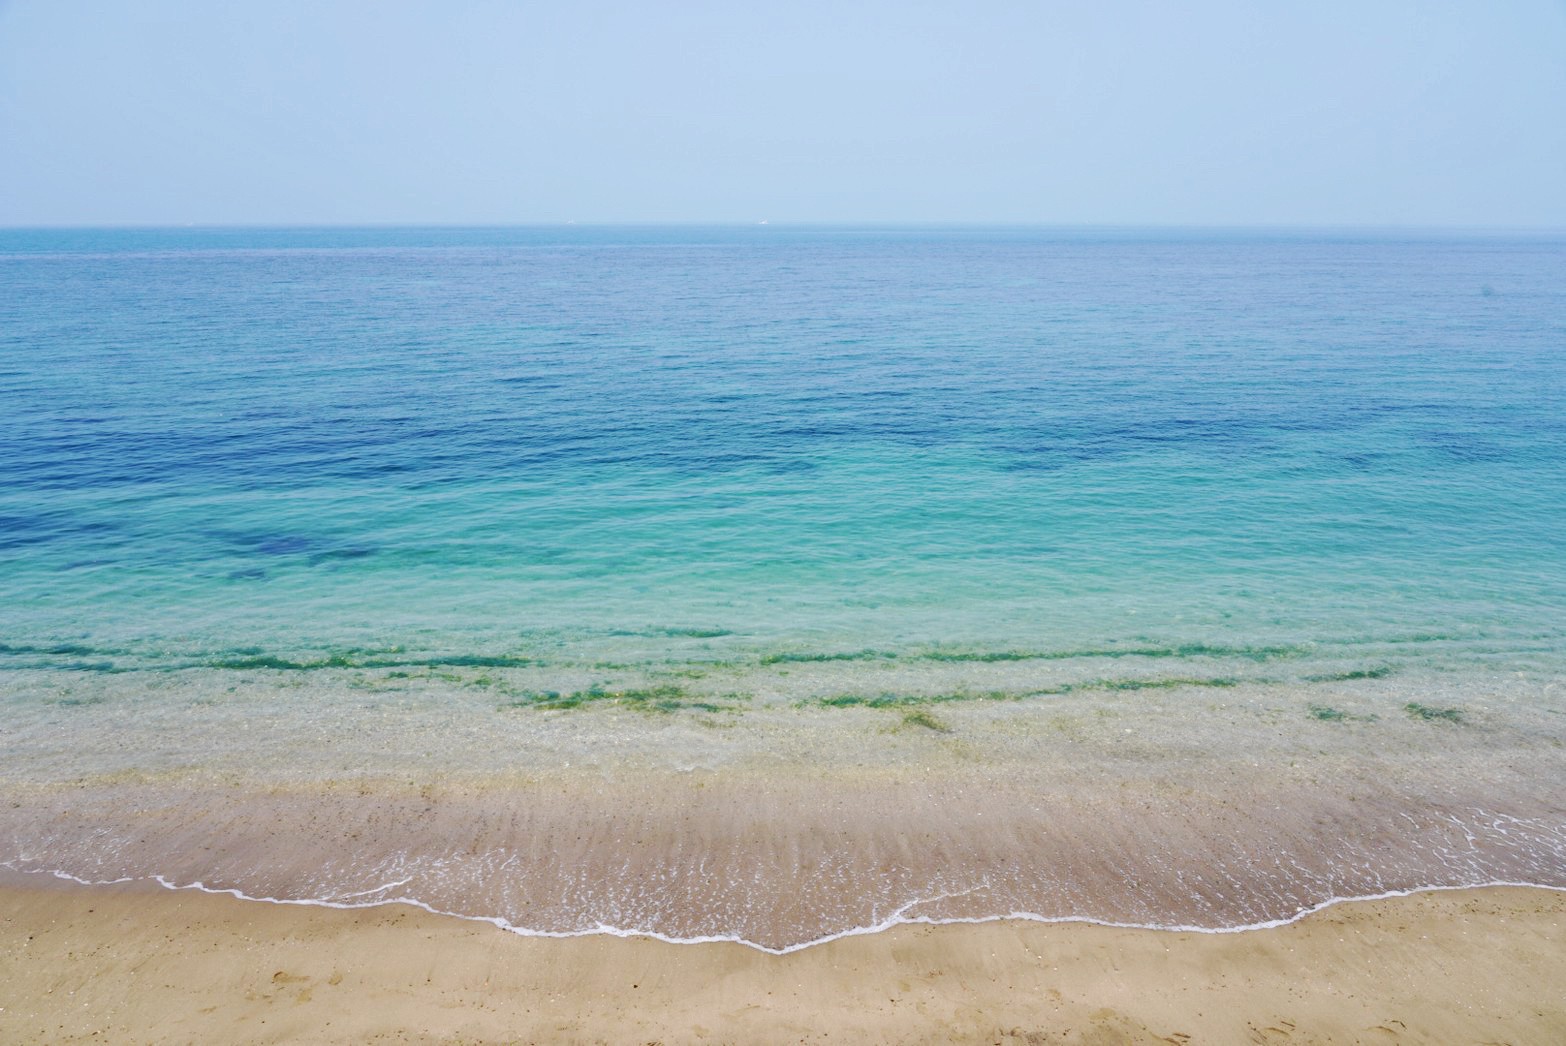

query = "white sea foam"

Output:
[[6, 860, 1563, 956]]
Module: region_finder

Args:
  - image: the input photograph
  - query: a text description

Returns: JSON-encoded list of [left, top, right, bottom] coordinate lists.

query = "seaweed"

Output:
[[760, 650, 894, 665], [501, 683, 725, 714], [1308, 704, 1378, 723], [1304, 666, 1393, 683], [810, 690, 1014, 709], [921, 643, 1304, 664], [1097, 676, 1239, 691], [900, 710, 953, 733], [1405, 702, 1464, 723]]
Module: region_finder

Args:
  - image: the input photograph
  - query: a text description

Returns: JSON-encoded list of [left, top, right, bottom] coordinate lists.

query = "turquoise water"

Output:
[[4, 227, 1566, 947], [3, 227, 1564, 684]]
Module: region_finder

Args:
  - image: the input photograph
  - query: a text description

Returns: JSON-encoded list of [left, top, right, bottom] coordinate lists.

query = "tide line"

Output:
[[4, 860, 1564, 956]]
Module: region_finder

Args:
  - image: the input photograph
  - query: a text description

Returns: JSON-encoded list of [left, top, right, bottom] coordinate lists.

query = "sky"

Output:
[[1, 1, 1563, 227]]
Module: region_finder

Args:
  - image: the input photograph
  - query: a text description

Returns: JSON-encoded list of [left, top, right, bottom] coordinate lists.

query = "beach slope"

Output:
[[1, 879, 1561, 1044]]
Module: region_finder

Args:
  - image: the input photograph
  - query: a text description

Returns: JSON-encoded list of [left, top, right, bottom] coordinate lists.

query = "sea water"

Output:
[[2, 226, 1564, 949]]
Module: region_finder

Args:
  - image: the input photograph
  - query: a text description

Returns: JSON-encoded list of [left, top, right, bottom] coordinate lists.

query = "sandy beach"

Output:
[[2, 877, 1561, 1044]]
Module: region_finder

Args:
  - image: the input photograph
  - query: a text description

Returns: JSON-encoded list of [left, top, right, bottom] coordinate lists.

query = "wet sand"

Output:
[[1, 877, 1561, 1044]]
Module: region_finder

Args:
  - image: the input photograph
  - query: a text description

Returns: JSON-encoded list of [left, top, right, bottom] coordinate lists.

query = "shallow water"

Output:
[[1, 226, 1563, 947]]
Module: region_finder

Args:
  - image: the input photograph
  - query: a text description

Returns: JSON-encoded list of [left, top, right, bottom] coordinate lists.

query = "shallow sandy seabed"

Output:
[[4, 673, 1565, 948], [1, 878, 1562, 1044]]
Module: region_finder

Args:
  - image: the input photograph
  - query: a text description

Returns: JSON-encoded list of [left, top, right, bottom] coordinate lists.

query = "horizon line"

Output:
[[4, 220, 1566, 235]]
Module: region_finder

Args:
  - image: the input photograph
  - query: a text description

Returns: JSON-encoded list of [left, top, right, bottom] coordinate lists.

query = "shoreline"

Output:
[[6, 703, 1563, 951], [3, 877, 1562, 1043], [10, 863, 1566, 954]]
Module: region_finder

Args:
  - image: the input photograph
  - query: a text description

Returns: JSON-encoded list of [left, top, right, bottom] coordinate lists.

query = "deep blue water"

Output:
[[2, 226, 1564, 681]]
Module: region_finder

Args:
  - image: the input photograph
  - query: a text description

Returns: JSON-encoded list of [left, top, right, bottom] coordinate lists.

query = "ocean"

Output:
[[2, 226, 1563, 950]]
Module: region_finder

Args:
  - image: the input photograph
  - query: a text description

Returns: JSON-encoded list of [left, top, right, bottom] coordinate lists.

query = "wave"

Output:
[[8, 863, 1565, 955]]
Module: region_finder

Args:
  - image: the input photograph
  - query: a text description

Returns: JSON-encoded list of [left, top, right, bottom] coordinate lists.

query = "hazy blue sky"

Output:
[[2, 1, 1563, 226]]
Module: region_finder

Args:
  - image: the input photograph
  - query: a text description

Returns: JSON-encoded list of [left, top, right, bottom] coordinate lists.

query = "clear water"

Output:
[[3, 227, 1564, 676], [2, 227, 1565, 948]]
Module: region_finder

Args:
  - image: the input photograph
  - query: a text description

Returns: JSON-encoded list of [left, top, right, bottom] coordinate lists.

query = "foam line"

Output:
[[4, 860, 1563, 956]]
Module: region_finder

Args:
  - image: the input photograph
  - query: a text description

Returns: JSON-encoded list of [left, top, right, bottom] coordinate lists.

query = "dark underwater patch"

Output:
[[1303, 666, 1393, 682], [206, 650, 537, 671], [760, 650, 895, 665], [763, 643, 1307, 667], [0, 642, 104, 658], [307, 546, 377, 566], [500, 683, 722, 714], [1405, 701, 1465, 723]]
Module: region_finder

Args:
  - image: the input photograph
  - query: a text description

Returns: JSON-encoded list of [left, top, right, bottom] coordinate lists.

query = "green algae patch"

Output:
[[0, 642, 106, 657], [804, 675, 1254, 710], [900, 709, 953, 733], [1307, 704, 1377, 722], [806, 695, 963, 729], [810, 691, 1016, 709], [502, 689, 578, 710], [920, 643, 1305, 664], [761, 650, 896, 665], [57, 661, 124, 674], [500, 684, 741, 715], [431, 654, 537, 668], [208, 654, 348, 671], [1096, 676, 1240, 691], [1304, 666, 1394, 683], [1405, 702, 1465, 723], [207, 651, 538, 672], [815, 693, 882, 708]]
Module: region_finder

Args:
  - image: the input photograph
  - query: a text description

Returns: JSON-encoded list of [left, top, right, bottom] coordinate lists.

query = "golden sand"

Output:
[[1, 877, 1561, 1044]]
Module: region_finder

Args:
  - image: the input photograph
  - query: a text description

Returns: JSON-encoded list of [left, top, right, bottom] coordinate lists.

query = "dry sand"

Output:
[[1, 877, 1562, 1044]]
